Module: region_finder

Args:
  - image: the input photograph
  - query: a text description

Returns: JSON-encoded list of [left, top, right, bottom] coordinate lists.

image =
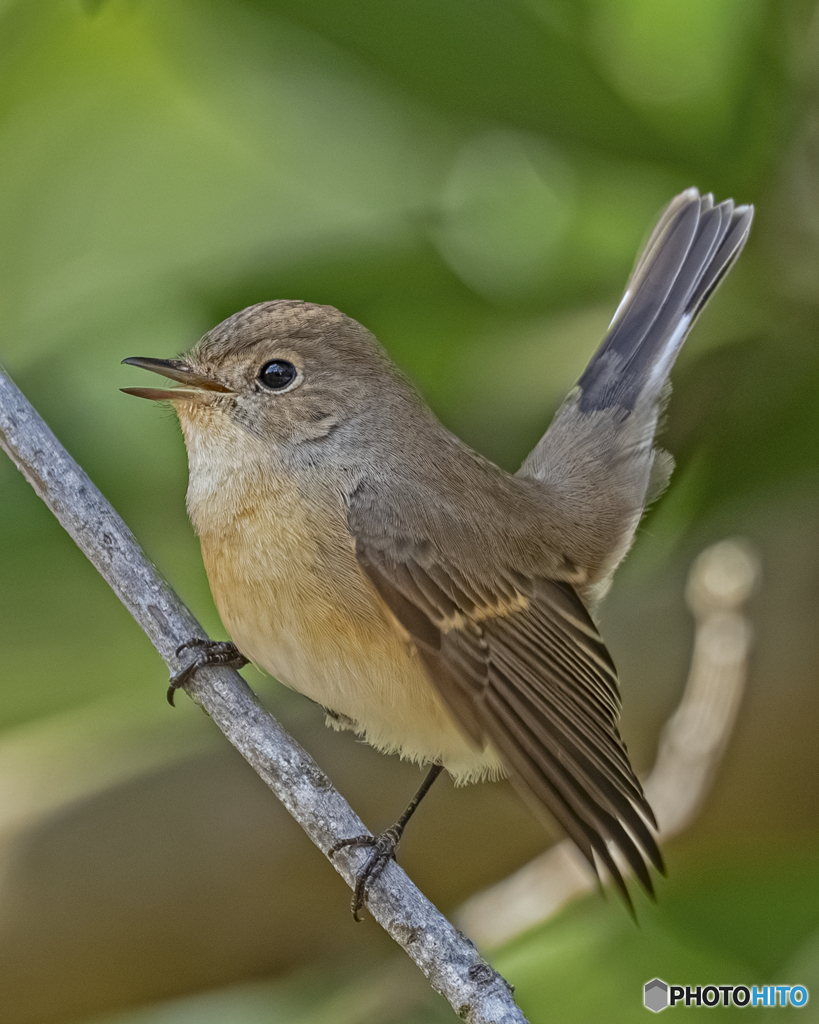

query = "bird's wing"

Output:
[[351, 516, 663, 903]]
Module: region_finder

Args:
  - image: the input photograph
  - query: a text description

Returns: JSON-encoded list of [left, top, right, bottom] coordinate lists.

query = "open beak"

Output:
[[120, 357, 233, 402]]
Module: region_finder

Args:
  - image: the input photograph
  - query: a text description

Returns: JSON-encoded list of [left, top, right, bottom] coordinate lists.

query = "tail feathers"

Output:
[[518, 189, 752, 598], [577, 190, 753, 414]]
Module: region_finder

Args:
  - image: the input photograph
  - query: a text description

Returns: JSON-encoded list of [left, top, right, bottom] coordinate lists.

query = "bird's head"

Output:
[[122, 300, 417, 456]]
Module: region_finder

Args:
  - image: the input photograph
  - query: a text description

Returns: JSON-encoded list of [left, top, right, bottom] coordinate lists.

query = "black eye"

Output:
[[258, 359, 297, 391]]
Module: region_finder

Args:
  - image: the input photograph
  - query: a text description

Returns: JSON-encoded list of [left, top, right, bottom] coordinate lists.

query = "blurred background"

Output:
[[1, 0, 818, 1020]]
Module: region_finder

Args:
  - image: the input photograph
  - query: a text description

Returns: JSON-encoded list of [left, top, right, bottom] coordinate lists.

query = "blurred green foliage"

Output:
[[1, 0, 819, 1022]]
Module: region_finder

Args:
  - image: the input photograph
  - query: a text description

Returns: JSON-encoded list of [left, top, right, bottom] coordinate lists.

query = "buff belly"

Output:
[[195, 487, 502, 784]]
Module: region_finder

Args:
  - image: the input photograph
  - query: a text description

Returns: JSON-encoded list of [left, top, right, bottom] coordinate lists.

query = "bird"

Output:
[[122, 188, 753, 916]]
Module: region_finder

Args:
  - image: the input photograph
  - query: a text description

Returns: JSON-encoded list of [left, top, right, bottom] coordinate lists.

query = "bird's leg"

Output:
[[168, 638, 248, 705], [330, 763, 444, 920]]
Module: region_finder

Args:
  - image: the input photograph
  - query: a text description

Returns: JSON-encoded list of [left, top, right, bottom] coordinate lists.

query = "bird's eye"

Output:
[[258, 359, 297, 391]]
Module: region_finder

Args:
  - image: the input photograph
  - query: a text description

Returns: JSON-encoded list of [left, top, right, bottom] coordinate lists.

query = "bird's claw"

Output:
[[329, 827, 402, 921], [168, 639, 248, 705]]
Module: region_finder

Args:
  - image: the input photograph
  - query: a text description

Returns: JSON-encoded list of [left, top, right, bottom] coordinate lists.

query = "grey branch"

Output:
[[0, 364, 528, 1024]]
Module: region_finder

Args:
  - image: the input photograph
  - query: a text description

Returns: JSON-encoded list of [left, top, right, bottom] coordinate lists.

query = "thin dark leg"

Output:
[[393, 763, 444, 835], [330, 763, 444, 920]]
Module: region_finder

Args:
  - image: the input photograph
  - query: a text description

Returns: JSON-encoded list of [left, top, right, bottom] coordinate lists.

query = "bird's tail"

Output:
[[576, 189, 753, 414], [520, 189, 753, 601]]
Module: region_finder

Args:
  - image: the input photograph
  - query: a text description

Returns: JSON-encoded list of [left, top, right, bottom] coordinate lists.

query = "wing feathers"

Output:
[[510, 600, 620, 720], [488, 623, 661, 849], [489, 646, 643, 819], [484, 685, 639, 903], [490, 619, 646, 809], [357, 548, 441, 649], [486, 679, 656, 894], [354, 533, 663, 900]]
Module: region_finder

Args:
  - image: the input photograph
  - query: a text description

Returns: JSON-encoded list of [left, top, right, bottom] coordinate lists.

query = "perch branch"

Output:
[[0, 364, 527, 1024]]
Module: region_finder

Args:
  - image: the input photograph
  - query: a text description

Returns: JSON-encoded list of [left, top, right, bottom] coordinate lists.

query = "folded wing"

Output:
[[354, 530, 663, 905]]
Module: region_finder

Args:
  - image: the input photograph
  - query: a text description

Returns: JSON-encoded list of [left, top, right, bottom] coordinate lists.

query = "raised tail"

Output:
[[520, 189, 753, 601], [577, 189, 753, 413]]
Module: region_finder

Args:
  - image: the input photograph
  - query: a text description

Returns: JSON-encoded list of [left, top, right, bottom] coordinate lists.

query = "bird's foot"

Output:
[[168, 639, 248, 705], [329, 826, 402, 921]]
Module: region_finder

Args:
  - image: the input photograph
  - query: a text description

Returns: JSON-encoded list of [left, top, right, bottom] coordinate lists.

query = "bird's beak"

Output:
[[120, 357, 233, 402]]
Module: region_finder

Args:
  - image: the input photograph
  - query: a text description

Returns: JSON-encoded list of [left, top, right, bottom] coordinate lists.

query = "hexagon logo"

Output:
[[644, 979, 669, 1012]]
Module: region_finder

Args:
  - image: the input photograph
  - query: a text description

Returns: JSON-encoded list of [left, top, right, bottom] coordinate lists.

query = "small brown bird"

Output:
[[123, 189, 752, 914]]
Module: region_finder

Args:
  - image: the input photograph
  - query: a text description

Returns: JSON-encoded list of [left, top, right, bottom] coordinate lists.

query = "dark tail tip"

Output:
[[577, 189, 753, 414]]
